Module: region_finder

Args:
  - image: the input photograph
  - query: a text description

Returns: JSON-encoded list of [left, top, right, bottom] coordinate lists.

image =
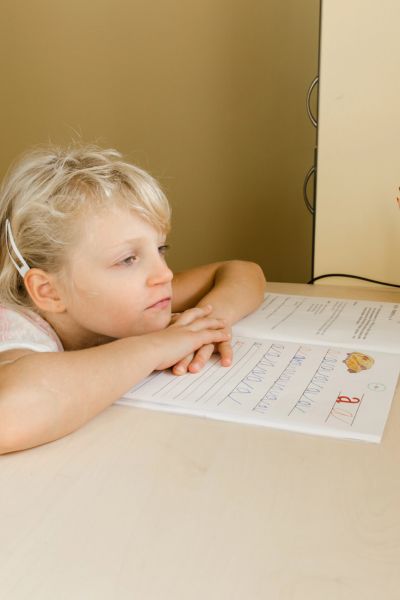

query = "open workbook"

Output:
[[117, 293, 400, 443]]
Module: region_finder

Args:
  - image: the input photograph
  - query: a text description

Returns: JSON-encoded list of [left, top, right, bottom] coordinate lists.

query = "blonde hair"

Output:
[[0, 143, 171, 310]]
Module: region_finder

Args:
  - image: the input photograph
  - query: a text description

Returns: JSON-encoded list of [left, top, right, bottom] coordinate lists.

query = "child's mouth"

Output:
[[146, 297, 171, 310]]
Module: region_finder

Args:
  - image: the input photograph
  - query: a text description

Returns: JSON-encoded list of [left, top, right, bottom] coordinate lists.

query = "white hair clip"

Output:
[[5, 219, 30, 278]]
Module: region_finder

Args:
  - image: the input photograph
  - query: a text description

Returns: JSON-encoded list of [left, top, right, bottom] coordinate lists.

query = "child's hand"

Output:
[[169, 306, 233, 375], [150, 305, 230, 372]]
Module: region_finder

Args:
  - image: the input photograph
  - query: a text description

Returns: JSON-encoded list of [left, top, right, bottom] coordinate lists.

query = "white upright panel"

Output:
[[314, 0, 400, 287]]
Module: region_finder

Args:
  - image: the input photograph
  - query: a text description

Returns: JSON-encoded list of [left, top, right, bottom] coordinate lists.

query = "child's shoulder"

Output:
[[0, 305, 63, 353]]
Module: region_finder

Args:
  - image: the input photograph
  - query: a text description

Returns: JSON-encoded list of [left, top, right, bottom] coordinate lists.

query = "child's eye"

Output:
[[159, 244, 170, 256], [120, 255, 137, 266]]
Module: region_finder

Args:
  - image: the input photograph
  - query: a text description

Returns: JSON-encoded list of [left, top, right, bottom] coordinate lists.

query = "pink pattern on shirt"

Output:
[[0, 305, 63, 352]]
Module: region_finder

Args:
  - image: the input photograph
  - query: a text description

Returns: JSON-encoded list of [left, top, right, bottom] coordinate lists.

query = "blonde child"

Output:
[[0, 144, 265, 454]]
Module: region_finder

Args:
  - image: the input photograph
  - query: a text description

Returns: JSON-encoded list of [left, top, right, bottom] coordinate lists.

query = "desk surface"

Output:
[[2, 282, 400, 600]]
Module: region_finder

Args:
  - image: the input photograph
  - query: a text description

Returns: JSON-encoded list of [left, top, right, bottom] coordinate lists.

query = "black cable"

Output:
[[308, 273, 400, 289]]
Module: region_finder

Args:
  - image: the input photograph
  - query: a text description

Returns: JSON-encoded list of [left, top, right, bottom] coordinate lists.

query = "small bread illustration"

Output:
[[343, 352, 375, 373]]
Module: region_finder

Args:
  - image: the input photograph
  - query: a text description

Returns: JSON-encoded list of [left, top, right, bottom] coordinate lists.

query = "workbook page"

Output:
[[233, 294, 400, 354], [118, 336, 400, 443]]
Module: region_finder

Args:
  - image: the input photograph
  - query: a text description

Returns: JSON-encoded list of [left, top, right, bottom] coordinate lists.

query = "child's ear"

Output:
[[24, 268, 66, 313]]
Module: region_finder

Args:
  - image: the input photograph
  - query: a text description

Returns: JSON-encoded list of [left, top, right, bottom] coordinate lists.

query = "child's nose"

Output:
[[147, 257, 173, 286]]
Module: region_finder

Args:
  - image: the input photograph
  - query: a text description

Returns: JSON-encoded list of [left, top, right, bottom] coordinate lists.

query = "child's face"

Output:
[[58, 206, 173, 346]]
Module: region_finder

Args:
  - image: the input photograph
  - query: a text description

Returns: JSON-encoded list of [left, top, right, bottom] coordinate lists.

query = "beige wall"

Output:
[[0, 0, 319, 282], [314, 0, 400, 288]]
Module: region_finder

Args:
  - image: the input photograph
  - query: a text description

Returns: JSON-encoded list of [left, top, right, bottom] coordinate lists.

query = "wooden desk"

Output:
[[1, 283, 400, 600]]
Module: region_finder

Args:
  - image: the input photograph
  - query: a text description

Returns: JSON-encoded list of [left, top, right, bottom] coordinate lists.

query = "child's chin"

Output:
[[146, 313, 171, 332]]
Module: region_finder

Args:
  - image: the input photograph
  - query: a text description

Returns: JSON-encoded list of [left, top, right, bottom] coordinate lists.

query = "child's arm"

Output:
[[171, 260, 266, 373], [172, 260, 266, 321], [0, 307, 229, 454]]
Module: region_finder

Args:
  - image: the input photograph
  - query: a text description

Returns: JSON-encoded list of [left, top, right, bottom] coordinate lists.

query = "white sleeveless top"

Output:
[[0, 305, 63, 353]]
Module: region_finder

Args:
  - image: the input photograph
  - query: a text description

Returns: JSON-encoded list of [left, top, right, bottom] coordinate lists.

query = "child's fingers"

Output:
[[172, 305, 213, 326], [172, 332, 228, 375], [188, 316, 227, 333], [172, 353, 194, 375], [188, 344, 215, 373], [216, 340, 233, 367]]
